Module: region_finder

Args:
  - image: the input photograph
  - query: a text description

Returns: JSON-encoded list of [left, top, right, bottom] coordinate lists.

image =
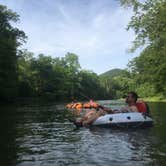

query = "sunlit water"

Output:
[[0, 101, 166, 166]]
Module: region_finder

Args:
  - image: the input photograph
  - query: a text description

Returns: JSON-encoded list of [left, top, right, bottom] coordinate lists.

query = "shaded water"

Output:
[[0, 101, 166, 166]]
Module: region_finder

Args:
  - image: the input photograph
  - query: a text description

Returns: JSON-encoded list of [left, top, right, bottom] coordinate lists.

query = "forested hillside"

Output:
[[100, 69, 126, 79]]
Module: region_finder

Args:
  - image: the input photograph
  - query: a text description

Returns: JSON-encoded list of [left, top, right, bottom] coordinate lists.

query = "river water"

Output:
[[0, 101, 166, 166]]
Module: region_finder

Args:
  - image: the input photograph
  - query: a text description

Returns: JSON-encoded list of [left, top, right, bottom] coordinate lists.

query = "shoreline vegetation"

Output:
[[2, 96, 165, 105], [1, 98, 165, 108], [141, 97, 166, 102], [118, 97, 166, 102], [0, 1, 166, 103]]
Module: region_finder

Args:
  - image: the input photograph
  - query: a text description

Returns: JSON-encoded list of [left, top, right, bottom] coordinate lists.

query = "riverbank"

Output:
[[141, 96, 166, 102], [118, 96, 166, 102]]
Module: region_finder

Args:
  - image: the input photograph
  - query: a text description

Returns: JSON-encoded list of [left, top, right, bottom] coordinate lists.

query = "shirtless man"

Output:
[[117, 91, 139, 113]]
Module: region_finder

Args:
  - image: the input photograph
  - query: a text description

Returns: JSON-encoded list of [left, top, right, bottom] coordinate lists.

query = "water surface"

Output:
[[0, 101, 166, 166]]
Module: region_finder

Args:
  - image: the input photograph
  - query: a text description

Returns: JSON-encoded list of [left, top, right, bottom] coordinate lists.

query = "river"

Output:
[[0, 101, 166, 166]]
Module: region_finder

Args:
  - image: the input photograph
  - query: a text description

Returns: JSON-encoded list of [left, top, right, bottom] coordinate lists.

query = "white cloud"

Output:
[[0, 0, 138, 74]]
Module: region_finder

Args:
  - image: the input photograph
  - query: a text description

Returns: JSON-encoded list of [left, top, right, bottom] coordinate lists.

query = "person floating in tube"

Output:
[[75, 92, 150, 126]]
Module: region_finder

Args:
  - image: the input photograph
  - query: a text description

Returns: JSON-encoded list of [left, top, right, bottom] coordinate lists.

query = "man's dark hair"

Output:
[[128, 91, 138, 102]]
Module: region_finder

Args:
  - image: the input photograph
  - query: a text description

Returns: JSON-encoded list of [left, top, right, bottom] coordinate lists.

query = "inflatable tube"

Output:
[[73, 112, 153, 128]]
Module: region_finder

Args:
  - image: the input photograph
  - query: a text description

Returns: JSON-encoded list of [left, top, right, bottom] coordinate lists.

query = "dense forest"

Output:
[[0, 0, 166, 102], [17, 51, 106, 101]]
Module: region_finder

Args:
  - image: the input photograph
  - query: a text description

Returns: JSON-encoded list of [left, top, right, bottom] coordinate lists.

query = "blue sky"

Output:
[[0, 0, 140, 74]]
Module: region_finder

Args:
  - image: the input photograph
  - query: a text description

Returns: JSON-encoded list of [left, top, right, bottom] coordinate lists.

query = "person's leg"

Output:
[[76, 109, 96, 123], [82, 109, 106, 126]]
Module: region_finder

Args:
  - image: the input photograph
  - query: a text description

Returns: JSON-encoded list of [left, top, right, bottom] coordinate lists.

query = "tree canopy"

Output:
[[120, 0, 166, 97], [17, 50, 106, 101]]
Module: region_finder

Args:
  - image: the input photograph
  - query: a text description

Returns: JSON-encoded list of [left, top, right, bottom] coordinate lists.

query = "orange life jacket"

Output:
[[83, 103, 91, 108], [75, 103, 83, 109], [136, 102, 148, 113], [93, 103, 99, 108], [83, 102, 99, 108]]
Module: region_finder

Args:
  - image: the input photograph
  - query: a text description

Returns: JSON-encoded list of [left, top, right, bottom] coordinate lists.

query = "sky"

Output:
[[0, 0, 140, 74]]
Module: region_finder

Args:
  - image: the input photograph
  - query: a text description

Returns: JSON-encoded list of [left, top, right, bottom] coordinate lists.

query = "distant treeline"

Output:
[[0, 0, 166, 102], [17, 51, 107, 101]]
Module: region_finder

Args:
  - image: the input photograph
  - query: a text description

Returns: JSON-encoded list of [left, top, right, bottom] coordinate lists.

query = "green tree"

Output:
[[78, 70, 105, 100], [17, 50, 35, 97], [121, 0, 166, 97], [63, 53, 81, 99], [0, 5, 26, 101], [99, 69, 132, 99]]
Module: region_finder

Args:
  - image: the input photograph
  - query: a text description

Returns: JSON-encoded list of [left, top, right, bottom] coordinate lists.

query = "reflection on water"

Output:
[[0, 101, 166, 166]]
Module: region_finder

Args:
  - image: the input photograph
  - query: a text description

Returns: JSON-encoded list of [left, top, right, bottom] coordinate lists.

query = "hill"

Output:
[[99, 68, 126, 79]]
